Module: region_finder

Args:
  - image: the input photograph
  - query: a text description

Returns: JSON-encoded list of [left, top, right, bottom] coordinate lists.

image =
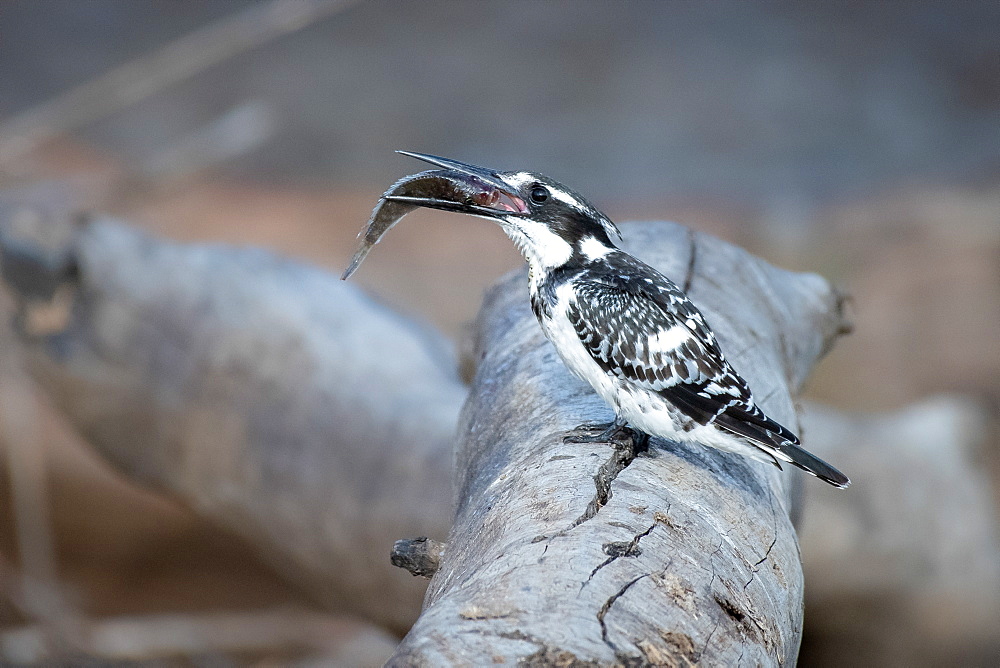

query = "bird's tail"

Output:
[[763, 438, 851, 489], [715, 413, 851, 488]]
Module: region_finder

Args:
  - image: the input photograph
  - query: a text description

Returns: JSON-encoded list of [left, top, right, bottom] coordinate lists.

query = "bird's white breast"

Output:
[[538, 283, 619, 403], [537, 281, 676, 433]]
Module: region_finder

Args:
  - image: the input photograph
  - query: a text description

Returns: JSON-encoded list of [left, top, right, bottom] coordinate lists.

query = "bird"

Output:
[[361, 151, 850, 488]]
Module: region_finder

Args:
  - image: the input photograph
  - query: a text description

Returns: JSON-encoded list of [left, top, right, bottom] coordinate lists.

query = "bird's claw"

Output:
[[563, 421, 611, 440], [563, 421, 618, 444], [563, 421, 648, 454]]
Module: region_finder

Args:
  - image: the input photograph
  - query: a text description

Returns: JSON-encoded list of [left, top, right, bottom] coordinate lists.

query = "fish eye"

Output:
[[529, 185, 549, 204]]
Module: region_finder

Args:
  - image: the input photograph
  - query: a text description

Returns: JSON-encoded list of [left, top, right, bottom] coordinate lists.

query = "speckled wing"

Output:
[[565, 261, 800, 447], [565, 258, 857, 487]]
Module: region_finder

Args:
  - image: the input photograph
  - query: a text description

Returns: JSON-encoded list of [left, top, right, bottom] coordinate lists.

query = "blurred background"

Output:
[[0, 0, 997, 664]]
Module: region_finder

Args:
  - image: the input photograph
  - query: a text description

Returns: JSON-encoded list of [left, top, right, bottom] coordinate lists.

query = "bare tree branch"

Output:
[[389, 221, 848, 665], [0, 205, 462, 633], [0, 607, 398, 664]]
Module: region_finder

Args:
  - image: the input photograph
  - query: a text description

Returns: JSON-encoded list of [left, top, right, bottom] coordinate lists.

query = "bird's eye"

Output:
[[529, 185, 549, 204]]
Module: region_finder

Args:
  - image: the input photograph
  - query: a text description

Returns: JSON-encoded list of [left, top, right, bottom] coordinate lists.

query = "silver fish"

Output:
[[341, 164, 525, 280]]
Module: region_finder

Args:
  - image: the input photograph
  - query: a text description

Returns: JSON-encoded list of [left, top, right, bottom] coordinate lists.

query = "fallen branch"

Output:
[[389, 221, 848, 665], [0, 204, 856, 659], [0, 205, 463, 633], [0, 607, 398, 664]]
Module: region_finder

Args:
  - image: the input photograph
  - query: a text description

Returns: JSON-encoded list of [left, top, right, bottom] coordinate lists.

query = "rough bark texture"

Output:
[[389, 221, 849, 666], [0, 209, 464, 633], [798, 397, 1000, 665]]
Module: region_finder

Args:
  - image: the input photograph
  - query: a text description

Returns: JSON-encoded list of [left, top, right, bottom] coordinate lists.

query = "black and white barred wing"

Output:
[[566, 276, 850, 487], [565, 279, 778, 432]]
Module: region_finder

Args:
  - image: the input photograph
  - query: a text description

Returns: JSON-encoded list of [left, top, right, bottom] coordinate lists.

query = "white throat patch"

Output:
[[501, 218, 573, 269]]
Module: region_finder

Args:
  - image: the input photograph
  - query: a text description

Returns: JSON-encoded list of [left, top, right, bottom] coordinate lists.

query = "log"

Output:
[[797, 397, 1000, 665], [0, 607, 399, 665], [1, 204, 853, 660], [389, 221, 849, 665], [0, 204, 465, 633]]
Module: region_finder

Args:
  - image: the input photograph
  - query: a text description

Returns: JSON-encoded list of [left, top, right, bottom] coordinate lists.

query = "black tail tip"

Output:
[[784, 455, 851, 488]]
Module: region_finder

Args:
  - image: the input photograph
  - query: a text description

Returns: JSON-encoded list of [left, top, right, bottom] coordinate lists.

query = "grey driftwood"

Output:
[[0, 205, 463, 633], [1, 204, 852, 662], [388, 221, 849, 665]]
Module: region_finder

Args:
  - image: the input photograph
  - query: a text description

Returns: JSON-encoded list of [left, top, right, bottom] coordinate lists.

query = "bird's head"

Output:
[[390, 151, 622, 270]]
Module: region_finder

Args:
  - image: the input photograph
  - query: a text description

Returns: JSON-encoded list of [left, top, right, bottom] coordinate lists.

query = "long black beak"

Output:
[[386, 151, 528, 217], [395, 150, 506, 187]]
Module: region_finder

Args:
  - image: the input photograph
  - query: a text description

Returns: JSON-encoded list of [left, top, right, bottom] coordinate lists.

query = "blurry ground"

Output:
[[0, 0, 998, 664]]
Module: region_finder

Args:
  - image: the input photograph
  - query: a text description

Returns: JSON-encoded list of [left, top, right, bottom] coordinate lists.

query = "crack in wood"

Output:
[[715, 592, 771, 654], [596, 557, 676, 664], [582, 508, 672, 589], [597, 573, 650, 661], [568, 436, 642, 531], [743, 533, 778, 592], [743, 489, 779, 591], [700, 618, 722, 663], [534, 434, 645, 546]]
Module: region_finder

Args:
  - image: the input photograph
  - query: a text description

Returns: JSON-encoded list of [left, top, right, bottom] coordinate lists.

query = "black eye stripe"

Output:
[[530, 185, 549, 203]]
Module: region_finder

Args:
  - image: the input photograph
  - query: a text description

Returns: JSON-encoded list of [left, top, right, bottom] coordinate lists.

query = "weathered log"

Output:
[[0, 206, 464, 633], [389, 221, 849, 665], [797, 397, 1000, 666], [1, 204, 855, 660], [0, 607, 400, 665]]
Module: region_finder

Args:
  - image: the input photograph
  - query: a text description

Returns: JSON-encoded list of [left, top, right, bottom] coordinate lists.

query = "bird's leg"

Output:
[[563, 420, 621, 444], [564, 416, 648, 454], [630, 429, 650, 455]]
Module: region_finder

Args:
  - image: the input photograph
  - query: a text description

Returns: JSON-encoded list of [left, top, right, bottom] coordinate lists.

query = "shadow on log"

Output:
[[389, 222, 849, 665], [0, 203, 464, 633]]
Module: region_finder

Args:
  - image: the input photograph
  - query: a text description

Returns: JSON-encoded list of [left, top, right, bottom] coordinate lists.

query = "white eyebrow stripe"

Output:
[[501, 173, 586, 210], [546, 186, 584, 209]]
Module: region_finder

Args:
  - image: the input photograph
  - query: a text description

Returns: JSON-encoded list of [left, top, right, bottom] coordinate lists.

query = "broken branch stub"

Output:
[[391, 537, 445, 579], [389, 221, 848, 666]]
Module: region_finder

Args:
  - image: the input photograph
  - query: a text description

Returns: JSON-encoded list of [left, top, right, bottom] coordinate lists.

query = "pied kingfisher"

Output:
[[352, 151, 850, 488]]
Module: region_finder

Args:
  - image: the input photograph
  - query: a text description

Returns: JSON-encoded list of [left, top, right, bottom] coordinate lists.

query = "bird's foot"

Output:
[[564, 421, 649, 454], [563, 420, 621, 444]]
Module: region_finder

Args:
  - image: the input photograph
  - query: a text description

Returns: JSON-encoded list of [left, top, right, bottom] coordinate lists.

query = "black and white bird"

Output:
[[374, 152, 850, 488]]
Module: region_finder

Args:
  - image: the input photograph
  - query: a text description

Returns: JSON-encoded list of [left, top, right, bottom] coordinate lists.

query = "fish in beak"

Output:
[[341, 151, 526, 280]]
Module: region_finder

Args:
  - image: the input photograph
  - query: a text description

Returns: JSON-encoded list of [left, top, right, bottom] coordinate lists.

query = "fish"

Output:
[[341, 166, 525, 280]]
